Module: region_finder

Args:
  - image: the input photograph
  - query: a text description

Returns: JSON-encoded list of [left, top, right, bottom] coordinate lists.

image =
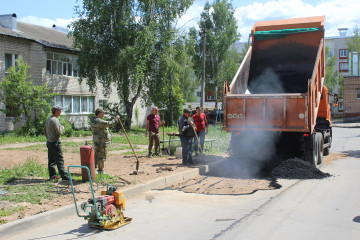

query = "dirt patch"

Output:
[[323, 153, 348, 165], [168, 176, 276, 195], [0, 148, 223, 224]]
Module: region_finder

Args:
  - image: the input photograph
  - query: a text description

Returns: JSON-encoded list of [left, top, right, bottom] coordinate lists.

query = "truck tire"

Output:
[[323, 136, 331, 156], [304, 134, 318, 166], [316, 133, 324, 164]]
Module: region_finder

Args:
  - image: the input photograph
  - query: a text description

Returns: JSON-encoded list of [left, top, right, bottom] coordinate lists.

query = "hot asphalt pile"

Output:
[[269, 157, 331, 179]]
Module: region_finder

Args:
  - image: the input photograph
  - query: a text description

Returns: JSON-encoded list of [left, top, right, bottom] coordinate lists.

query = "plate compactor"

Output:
[[68, 165, 132, 230]]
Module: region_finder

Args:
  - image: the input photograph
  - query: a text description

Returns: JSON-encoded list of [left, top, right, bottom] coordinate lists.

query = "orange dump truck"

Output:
[[223, 16, 332, 166]]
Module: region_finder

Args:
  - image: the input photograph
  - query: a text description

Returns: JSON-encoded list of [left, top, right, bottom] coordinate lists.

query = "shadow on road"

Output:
[[341, 150, 360, 158], [28, 223, 101, 240]]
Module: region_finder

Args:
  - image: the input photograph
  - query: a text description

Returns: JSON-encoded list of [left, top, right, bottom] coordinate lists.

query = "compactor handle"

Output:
[[67, 165, 104, 219]]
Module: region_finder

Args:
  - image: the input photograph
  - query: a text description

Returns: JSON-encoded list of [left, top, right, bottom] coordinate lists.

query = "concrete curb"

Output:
[[0, 160, 220, 238], [333, 124, 360, 128]]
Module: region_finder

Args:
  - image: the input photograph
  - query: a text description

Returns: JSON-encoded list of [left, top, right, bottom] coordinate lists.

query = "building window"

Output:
[[339, 62, 349, 72], [5, 53, 18, 71], [357, 89, 360, 99], [46, 52, 79, 77], [53, 95, 94, 113], [99, 99, 108, 109], [196, 91, 201, 97], [207, 95, 215, 101], [339, 49, 348, 59]]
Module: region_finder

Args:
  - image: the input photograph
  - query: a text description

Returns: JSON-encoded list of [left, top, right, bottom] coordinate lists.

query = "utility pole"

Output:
[[201, 28, 206, 108]]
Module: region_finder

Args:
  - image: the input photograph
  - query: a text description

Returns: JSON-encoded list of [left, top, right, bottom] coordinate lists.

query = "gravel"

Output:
[[270, 157, 331, 179]]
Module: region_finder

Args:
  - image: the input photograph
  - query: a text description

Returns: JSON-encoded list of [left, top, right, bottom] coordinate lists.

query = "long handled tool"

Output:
[[191, 123, 203, 154], [161, 113, 169, 155], [117, 118, 140, 172]]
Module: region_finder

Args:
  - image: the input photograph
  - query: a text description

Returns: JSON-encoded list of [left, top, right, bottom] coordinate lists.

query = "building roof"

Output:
[[0, 21, 75, 51]]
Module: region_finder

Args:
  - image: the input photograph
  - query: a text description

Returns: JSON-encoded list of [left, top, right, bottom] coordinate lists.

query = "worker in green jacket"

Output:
[[90, 108, 120, 173]]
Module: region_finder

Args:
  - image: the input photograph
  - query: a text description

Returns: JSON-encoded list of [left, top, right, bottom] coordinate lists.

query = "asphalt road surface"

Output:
[[7, 127, 360, 240]]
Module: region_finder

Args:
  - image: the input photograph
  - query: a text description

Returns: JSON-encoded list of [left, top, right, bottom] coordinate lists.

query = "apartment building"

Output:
[[0, 14, 150, 131]]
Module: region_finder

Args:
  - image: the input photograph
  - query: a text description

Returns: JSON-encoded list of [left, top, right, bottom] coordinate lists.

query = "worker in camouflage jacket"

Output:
[[90, 108, 120, 172]]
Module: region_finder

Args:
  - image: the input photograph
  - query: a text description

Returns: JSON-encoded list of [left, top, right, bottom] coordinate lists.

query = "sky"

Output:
[[2, 0, 360, 41]]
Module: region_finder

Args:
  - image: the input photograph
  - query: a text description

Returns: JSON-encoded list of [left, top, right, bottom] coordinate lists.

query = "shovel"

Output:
[[117, 118, 141, 173], [161, 113, 169, 155], [192, 124, 203, 154]]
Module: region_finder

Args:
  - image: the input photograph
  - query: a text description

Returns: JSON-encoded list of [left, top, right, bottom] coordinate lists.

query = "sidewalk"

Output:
[[332, 122, 360, 128], [0, 157, 224, 239]]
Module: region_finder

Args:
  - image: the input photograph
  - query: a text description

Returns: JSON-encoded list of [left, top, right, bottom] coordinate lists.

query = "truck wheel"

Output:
[[304, 134, 318, 166], [323, 136, 331, 156], [316, 133, 324, 164]]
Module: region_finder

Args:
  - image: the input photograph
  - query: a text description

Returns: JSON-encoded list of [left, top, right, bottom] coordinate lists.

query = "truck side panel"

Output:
[[224, 94, 308, 132]]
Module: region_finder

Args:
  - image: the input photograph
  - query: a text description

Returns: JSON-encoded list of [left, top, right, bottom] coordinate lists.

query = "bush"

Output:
[[58, 116, 73, 137]]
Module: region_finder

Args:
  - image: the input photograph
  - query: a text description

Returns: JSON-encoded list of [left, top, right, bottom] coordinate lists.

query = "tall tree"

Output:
[[191, 0, 239, 108], [146, 1, 195, 126], [346, 26, 360, 53], [324, 46, 339, 93], [325, 46, 345, 97], [0, 58, 54, 135], [216, 45, 242, 86], [346, 26, 360, 77], [70, 0, 192, 128]]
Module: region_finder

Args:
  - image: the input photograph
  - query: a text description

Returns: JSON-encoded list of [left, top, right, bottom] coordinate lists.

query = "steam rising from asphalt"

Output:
[[248, 68, 284, 94], [208, 68, 285, 178], [221, 131, 278, 178]]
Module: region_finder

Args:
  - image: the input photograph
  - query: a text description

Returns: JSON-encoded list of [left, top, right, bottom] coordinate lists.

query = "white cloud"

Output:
[[19, 16, 75, 30], [19, 0, 360, 40], [234, 0, 360, 39]]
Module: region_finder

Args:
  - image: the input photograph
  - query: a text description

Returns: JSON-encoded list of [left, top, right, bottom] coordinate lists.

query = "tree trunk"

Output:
[[22, 104, 30, 131], [124, 101, 134, 129], [215, 85, 218, 109], [168, 87, 174, 126]]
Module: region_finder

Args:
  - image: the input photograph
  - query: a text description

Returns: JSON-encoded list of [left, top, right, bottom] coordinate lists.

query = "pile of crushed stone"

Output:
[[270, 157, 331, 179]]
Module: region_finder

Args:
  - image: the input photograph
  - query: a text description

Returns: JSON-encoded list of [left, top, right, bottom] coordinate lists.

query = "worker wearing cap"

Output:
[[192, 106, 208, 156], [178, 108, 195, 165], [145, 106, 165, 157], [44, 105, 69, 181], [90, 108, 120, 173]]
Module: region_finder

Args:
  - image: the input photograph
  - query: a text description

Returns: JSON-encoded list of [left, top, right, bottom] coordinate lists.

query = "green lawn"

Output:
[[1, 125, 231, 155]]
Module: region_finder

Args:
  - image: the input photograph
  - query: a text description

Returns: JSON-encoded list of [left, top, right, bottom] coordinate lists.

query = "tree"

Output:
[[191, 0, 239, 108], [346, 26, 360, 53], [346, 26, 360, 77], [216, 45, 242, 86], [70, 0, 192, 129], [0, 58, 54, 135], [325, 46, 345, 97], [324, 46, 339, 93]]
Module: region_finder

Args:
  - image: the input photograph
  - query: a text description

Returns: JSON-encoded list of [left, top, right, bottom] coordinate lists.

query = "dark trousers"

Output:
[[46, 141, 67, 178], [180, 136, 193, 164], [148, 132, 160, 154], [194, 131, 205, 153]]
